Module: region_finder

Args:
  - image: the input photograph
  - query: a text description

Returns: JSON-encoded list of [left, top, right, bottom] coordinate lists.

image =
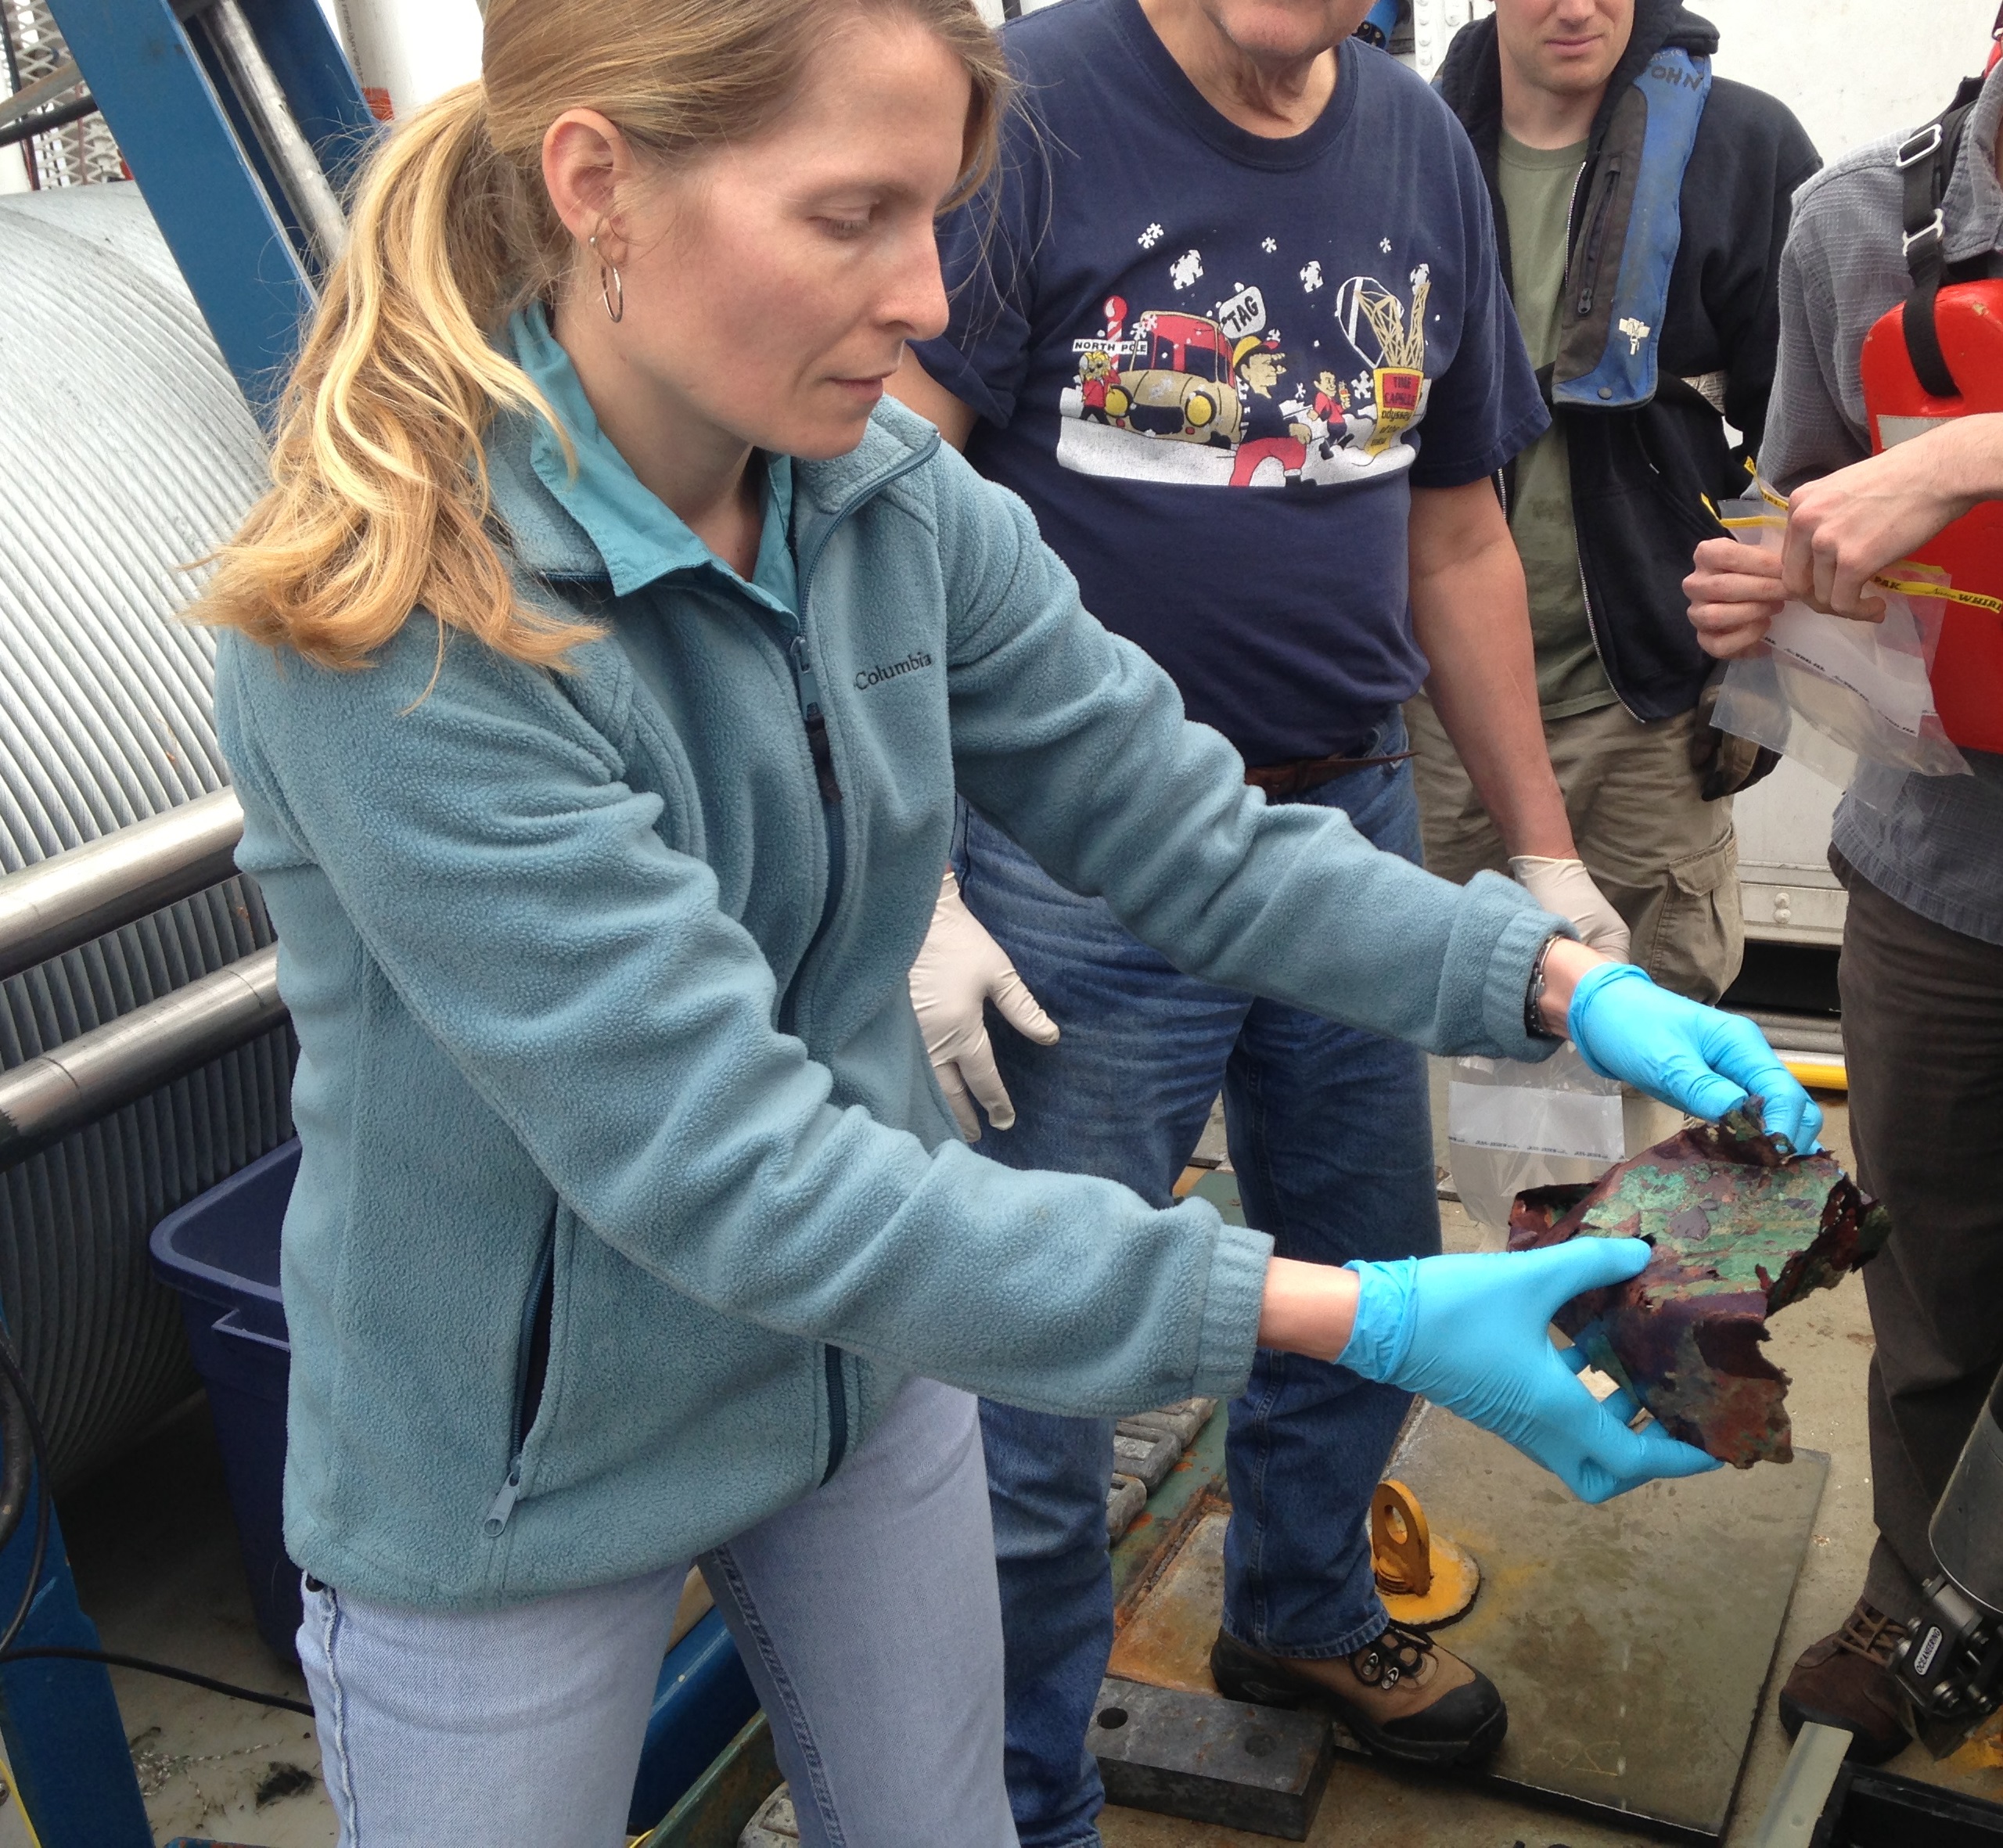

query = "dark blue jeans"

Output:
[[955, 725, 1439, 1848]]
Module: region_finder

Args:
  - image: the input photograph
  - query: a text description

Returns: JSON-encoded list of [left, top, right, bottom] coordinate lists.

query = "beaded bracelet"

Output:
[[1523, 933, 1566, 1041]]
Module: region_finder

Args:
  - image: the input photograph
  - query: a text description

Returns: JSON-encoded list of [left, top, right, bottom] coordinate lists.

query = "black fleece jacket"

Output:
[[1438, 2, 1819, 721]]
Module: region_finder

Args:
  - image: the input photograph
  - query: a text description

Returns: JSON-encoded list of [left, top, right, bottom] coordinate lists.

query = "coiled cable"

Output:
[[0, 184, 295, 1489]]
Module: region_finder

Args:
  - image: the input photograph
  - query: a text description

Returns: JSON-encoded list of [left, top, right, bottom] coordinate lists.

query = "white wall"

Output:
[[1701, 0, 1996, 163], [315, 0, 482, 117]]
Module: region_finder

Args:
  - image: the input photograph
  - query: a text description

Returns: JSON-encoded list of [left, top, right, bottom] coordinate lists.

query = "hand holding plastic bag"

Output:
[[1339, 1241, 1721, 1503], [1566, 960, 1823, 1154], [1703, 494, 1967, 782]]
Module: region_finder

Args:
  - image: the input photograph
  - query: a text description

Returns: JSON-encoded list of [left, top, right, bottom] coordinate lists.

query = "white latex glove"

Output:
[[1509, 855, 1632, 962], [909, 867, 1059, 1140]]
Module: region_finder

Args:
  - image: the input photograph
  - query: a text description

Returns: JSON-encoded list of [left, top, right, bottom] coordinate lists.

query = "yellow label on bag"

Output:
[[1870, 574, 2003, 614], [1728, 476, 2003, 613]]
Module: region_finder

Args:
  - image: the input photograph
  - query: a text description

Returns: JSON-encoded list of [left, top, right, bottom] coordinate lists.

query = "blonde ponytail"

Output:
[[199, 0, 1009, 673]]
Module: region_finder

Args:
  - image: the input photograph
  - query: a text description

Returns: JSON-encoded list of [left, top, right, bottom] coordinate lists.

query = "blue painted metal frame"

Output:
[[43, 0, 376, 415], [0, 1408, 152, 1846], [627, 1609, 762, 1836]]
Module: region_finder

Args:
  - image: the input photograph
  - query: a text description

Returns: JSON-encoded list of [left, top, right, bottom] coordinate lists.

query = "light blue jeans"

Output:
[[296, 1375, 1016, 1848], [955, 721, 1438, 1848]]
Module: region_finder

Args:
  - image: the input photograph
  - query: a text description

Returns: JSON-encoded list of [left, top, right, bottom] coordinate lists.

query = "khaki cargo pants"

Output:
[[1404, 694, 1742, 1004]]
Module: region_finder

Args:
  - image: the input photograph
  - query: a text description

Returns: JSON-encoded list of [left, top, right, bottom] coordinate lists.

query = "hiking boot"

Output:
[[1210, 1623, 1507, 1767], [1777, 1599, 1912, 1764]]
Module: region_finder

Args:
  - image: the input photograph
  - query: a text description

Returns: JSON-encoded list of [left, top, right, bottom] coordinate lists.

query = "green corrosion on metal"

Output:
[[1509, 1102, 1891, 1469]]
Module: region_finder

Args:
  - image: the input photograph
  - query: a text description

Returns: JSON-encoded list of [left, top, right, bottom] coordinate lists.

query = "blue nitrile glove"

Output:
[[1340, 1242, 1722, 1504], [1566, 960, 1824, 1154]]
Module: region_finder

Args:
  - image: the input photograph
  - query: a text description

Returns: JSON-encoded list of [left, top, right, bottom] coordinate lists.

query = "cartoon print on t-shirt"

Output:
[[1228, 338, 1312, 487], [1055, 235, 1434, 491]]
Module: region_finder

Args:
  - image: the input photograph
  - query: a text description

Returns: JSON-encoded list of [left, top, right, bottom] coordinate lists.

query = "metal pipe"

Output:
[[0, 789, 245, 984], [0, 57, 84, 135], [0, 944, 286, 1169], [203, 0, 349, 268], [0, 92, 99, 152]]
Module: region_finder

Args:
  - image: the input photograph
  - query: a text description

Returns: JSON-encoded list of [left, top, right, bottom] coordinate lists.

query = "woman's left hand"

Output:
[[1559, 954, 1822, 1154]]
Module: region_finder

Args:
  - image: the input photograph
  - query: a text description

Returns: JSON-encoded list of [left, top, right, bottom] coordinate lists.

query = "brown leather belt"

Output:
[[1244, 747, 1415, 804]]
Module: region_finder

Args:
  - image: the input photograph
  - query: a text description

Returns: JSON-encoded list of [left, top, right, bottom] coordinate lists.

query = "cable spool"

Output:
[[0, 183, 292, 1490]]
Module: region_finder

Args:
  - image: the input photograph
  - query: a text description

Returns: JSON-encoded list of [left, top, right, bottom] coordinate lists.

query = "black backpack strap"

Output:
[[1899, 77, 1987, 398]]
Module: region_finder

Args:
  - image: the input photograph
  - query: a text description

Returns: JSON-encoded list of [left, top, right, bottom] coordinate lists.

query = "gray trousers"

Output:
[[1838, 859, 2003, 1623]]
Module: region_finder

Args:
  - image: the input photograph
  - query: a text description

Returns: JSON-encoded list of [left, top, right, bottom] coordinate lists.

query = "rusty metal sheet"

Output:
[[1509, 1101, 1890, 1468]]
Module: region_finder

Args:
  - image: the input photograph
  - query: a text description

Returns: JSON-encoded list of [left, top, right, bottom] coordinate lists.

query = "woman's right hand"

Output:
[[1262, 1242, 1721, 1503], [1684, 534, 1787, 660]]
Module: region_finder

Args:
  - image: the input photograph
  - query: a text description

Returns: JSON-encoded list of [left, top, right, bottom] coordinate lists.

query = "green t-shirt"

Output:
[[1498, 132, 1615, 716]]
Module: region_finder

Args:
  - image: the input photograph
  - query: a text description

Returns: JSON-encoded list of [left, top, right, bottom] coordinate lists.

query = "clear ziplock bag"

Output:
[[1445, 1044, 1687, 1240], [1712, 495, 1969, 782]]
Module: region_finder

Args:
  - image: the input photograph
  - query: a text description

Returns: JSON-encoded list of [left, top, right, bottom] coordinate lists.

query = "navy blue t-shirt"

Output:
[[915, 0, 1547, 765]]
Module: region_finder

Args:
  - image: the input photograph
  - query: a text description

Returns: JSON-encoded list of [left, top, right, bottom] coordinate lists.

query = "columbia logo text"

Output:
[[854, 651, 935, 691]]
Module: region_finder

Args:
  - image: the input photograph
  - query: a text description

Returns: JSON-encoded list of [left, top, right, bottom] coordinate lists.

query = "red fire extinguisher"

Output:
[[1857, 74, 2003, 756], [1860, 284, 2003, 755]]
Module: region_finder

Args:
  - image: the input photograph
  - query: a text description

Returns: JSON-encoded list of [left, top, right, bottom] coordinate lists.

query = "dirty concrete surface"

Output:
[[56, 1089, 2003, 1846], [60, 1397, 333, 1845]]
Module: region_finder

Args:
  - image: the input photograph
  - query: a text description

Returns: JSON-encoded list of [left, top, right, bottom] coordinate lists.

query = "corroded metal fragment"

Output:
[[1509, 1102, 1890, 1468]]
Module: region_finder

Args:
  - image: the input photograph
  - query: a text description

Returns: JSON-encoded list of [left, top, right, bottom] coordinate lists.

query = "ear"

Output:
[[542, 109, 638, 254]]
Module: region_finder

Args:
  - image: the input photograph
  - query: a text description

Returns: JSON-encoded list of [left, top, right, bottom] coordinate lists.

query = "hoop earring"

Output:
[[588, 233, 624, 324]]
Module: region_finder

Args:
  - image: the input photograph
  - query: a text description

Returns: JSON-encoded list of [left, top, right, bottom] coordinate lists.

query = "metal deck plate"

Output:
[[1107, 1407, 1829, 1841]]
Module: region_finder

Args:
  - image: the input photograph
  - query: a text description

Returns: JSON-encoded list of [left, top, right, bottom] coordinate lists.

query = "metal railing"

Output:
[[0, 790, 288, 1169], [0, 789, 244, 983]]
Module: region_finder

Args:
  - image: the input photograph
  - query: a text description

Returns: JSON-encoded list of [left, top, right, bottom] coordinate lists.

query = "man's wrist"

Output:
[[1937, 413, 2003, 512]]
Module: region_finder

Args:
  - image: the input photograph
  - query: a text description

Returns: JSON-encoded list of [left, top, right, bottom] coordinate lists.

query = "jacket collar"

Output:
[[487, 336, 940, 594], [1437, 0, 1719, 164]]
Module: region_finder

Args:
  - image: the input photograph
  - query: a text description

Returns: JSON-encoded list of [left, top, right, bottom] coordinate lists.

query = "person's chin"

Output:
[[789, 408, 879, 462], [1540, 46, 1617, 89]]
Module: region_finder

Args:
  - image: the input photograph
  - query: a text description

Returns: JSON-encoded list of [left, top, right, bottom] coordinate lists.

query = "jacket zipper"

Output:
[[1573, 158, 1621, 318], [485, 1220, 557, 1537], [772, 432, 937, 1484], [1557, 147, 1643, 719], [1574, 553, 1642, 722]]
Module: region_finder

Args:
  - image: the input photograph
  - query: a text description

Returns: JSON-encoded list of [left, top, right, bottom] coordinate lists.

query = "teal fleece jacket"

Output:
[[216, 383, 1565, 1609]]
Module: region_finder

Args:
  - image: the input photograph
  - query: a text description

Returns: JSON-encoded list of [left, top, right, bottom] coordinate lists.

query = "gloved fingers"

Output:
[[1556, 1336, 1642, 1422], [1559, 1394, 1722, 1504], [935, 1063, 984, 1142], [1602, 1419, 1724, 1498], [1578, 909, 1632, 962], [1521, 1234, 1655, 1318], [1509, 857, 1631, 962], [1600, 1386, 1645, 1426], [1699, 1015, 1824, 1152], [1765, 1088, 1825, 1156], [1639, 1044, 1749, 1124], [989, 968, 1060, 1046], [955, 1031, 1017, 1133]]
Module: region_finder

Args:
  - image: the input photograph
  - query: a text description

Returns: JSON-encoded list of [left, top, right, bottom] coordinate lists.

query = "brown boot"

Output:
[[1777, 1599, 1911, 1764], [1210, 1623, 1506, 1767]]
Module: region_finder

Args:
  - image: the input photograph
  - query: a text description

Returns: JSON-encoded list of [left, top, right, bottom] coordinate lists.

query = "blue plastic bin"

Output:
[[149, 1138, 302, 1661], [146, 1136, 761, 1816]]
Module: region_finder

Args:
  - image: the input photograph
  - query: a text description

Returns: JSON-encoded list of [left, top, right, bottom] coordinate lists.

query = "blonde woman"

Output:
[[202, 2, 1818, 1842]]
